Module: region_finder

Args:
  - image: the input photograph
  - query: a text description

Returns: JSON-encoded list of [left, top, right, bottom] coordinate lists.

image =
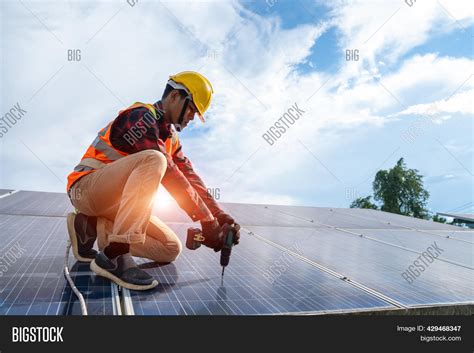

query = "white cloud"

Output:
[[1, 0, 472, 212], [327, 0, 474, 68], [391, 88, 474, 118]]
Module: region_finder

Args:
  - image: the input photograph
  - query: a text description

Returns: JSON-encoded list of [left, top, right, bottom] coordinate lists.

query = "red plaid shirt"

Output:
[[109, 102, 222, 222]]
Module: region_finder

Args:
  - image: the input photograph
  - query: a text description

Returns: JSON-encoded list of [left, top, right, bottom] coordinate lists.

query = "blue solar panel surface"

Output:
[[131, 223, 394, 315], [0, 191, 472, 315], [0, 196, 112, 315]]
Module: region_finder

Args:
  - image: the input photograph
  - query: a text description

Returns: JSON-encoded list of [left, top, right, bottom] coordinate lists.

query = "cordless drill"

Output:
[[186, 223, 237, 277]]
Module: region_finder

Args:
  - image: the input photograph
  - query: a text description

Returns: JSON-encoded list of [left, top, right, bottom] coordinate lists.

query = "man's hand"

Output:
[[215, 211, 240, 245], [216, 212, 234, 226], [200, 219, 224, 251]]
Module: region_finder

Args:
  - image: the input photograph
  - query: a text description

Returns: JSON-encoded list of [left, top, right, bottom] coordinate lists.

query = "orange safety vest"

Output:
[[66, 102, 179, 191]]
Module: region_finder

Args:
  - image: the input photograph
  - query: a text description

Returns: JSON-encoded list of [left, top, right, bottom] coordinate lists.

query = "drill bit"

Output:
[[221, 266, 225, 277]]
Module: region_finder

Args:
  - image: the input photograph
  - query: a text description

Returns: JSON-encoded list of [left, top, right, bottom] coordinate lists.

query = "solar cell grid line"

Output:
[[0, 213, 111, 316], [230, 248, 322, 314], [234, 248, 389, 314], [336, 207, 416, 229], [255, 205, 471, 268], [16, 223, 65, 315], [246, 226, 474, 306], [0, 191, 73, 217], [135, 290, 149, 315], [150, 224, 254, 315], [136, 221, 392, 313], [327, 227, 473, 270], [102, 280, 107, 315], [154, 262, 183, 315], [57, 272, 80, 316], [427, 230, 474, 244], [184, 238, 277, 315], [358, 229, 473, 269], [368, 223, 473, 245], [175, 252, 215, 315], [344, 207, 464, 231], [0, 216, 61, 310], [334, 208, 473, 243], [158, 257, 191, 315], [219, 203, 318, 228], [0, 217, 28, 255], [262, 203, 466, 235], [226, 229, 334, 314], [35, 229, 70, 315], [243, 230, 394, 312], [171, 247, 245, 315], [244, 228, 406, 309], [165, 225, 201, 315], [175, 225, 292, 315], [52, 257, 75, 316], [180, 247, 240, 315], [0, 216, 57, 307], [4, 218, 58, 314], [244, 226, 402, 305], [60, 281, 75, 315], [245, 204, 396, 230], [25, 225, 65, 315], [156, 264, 180, 315], [202, 251, 273, 315], [170, 223, 228, 315], [133, 230, 254, 314]]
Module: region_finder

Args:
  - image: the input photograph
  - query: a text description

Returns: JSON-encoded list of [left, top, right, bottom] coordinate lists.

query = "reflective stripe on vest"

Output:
[[74, 158, 107, 172], [91, 136, 125, 161]]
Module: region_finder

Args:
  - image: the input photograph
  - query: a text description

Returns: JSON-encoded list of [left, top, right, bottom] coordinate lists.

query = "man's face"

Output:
[[165, 90, 199, 130]]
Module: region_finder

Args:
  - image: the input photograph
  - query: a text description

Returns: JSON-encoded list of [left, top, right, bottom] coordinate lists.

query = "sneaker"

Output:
[[66, 212, 98, 262], [90, 252, 158, 291]]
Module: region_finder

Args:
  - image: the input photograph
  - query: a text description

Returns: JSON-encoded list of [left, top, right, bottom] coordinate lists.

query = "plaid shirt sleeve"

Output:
[[172, 143, 223, 217], [109, 106, 213, 222]]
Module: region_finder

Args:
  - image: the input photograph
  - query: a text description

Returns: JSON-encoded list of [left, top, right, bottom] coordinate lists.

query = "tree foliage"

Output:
[[350, 196, 378, 209], [349, 158, 430, 219], [372, 158, 429, 219]]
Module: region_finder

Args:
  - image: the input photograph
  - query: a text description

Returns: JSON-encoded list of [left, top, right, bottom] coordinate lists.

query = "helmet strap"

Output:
[[175, 95, 190, 132]]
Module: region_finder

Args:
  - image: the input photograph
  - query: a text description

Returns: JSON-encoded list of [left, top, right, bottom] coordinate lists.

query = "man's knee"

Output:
[[134, 150, 167, 172], [161, 239, 183, 263]]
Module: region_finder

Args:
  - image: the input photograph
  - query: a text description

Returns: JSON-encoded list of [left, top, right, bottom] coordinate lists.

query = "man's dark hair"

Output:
[[162, 84, 189, 100]]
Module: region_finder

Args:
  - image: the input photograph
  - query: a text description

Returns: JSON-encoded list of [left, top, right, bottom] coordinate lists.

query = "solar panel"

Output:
[[245, 204, 407, 229], [428, 230, 474, 243], [244, 225, 474, 307], [0, 190, 73, 217], [218, 203, 320, 228], [0, 189, 13, 196], [357, 229, 473, 268], [1, 190, 471, 315], [0, 214, 113, 315], [130, 223, 395, 315], [344, 208, 463, 231]]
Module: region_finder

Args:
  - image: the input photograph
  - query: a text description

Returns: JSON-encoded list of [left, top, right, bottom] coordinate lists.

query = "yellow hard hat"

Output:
[[168, 71, 213, 122]]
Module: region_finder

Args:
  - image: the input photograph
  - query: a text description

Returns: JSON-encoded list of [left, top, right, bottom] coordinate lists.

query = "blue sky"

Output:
[[0, 0, 473, 216]]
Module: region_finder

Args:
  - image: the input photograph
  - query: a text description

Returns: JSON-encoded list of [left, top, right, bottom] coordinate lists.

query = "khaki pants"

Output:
[[69, 150, 182, 263]]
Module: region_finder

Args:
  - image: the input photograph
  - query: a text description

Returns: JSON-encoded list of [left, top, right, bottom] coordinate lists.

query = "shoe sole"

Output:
[[90, 259, 159, 291], [67, 213, 95, 263]]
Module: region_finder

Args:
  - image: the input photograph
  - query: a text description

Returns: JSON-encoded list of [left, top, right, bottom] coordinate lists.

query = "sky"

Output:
[[0, 0, 473, 216]]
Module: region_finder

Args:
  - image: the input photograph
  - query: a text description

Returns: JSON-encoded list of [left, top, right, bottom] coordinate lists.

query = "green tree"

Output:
[[372, 158, 429, 219], [350, 196, 378, 209]]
